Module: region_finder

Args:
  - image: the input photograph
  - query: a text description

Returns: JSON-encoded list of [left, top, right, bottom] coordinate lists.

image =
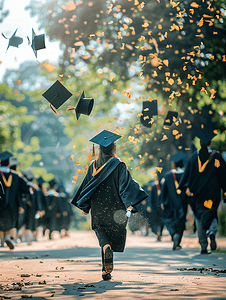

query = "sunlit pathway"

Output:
[[0, 231, 226, 299]]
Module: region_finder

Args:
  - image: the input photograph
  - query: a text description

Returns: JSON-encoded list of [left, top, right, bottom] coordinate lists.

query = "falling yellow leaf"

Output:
[[204, 199, 213, 209], [15, 79, 22, 85], [190, 2, 199, 8], [161, 135, 168, 141], [74, 41, 84, 46], [163, 59, 169, 67], [42, 62, 55, 73], [172, 130, 179, 135], [214, 159, 220, 168]]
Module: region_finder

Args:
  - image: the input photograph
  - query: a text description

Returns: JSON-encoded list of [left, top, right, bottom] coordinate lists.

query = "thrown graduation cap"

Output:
[[171, 151, 188, 163], [31, 28, 46, 58], [66, 91, 94, 120], [196, 127, 217, 144], [140, 100, 157, 128], [163, 111, 178, 126], [42, 80, 73, 114], [0, 151, 13, 162], [2, 29, 23, 51], [90, 130, 121, 148]]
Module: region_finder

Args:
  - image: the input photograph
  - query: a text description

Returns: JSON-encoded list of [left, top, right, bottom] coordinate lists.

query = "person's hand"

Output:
[[186, 187, 193, 196], [126, 206, 133, 217], [127, 206, 133, 211]]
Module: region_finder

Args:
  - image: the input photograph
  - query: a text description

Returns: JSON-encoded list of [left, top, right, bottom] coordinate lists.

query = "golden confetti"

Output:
[[161, 135, 168, 141], [204, 199, 213, 209], [42, 62, 55, 73], [214, 159, 220, 168]]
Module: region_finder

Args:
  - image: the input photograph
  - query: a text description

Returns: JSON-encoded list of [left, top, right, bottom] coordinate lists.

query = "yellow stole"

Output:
[[92, 158, 112, 177], [198, 151, 213, 173], [1, 171, 13, 187]]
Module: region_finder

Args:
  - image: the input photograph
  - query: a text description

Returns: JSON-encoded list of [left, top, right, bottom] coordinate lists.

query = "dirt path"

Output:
[[0, 231, 226, 299]]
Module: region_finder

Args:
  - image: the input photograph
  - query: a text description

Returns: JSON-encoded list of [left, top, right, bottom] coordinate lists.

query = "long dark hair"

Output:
[[95, 144, 116, 169]]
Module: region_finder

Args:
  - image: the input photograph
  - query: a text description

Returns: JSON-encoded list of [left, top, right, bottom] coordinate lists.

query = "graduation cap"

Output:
[[196, 127, 217, 144], [37, 176, 45, 186], [0, 151, 13, 162], [2, 29, 23, 51], [140, 100, 157, 128], [31, 28, 46, 58], [49, 178, 58, 188], [22, 168, 37, 181], [90, 130, 121, 155], [66, 91, 94, 120], [9, 158, 20, 170], [42, 80, 73, 114], [171, 150, 188, 168], [163, 111, 178, 126], [171, 151, 188, 163]]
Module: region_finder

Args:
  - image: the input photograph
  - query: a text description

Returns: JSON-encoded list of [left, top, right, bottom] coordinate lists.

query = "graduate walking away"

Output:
[[160, 151, 188, 250], [178, 128, 226, 254], [71, 130, 148, 280]]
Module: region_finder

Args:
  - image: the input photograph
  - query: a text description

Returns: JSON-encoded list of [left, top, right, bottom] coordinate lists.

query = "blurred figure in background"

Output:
[[160, 151, 189, 250], [179, 129, 226, 254]]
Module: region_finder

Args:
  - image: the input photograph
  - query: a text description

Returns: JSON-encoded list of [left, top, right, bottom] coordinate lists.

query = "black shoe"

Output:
[[173, 234, 180, 250], [102, 273, 112, 281], [210, 234, 217, 251], [103, 247, 113, 274], [200, 249, 210, 254]]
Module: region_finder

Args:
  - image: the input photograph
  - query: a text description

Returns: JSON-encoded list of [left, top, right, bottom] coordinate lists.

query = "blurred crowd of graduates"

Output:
[[0, 151, 74, 250]]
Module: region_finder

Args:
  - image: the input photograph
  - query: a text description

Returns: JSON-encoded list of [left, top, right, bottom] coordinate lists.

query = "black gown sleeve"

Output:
[[118, 162, 148, 210]]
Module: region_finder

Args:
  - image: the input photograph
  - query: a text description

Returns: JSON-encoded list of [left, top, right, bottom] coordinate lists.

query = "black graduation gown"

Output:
[[148, 180, 164, 235], [71, 157, 148, 252], [24, 183, 43, 231], [0, 167, 29, 232], [178, 151, 226, 230], [160, 170, 188, 236], [57, 192, 70, 231], [46, 190, 62, 233]]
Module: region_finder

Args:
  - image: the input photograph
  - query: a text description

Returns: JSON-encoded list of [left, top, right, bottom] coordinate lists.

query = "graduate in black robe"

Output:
[[160, 151, 188, 250], [0, 152, 29, 249], [71, 130, 148, 281], [178, 128, 226, 254], [148, 174, 165, 241], [46, 179, 63, 239]]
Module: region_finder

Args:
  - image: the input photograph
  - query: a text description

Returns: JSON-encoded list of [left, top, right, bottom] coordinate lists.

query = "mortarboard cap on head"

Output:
[[75, 91, 94, 120], [9, 158, 20, 169], [42, 80, 73, 113], [90, 130, 121, 148], [2, 29, 23, 51], [163, 111, 178, 126], [196, 127, 217, 145], [22, 168, 37, 181], [37, 177, 45, 186], [140, 100, 157, 128], [49, 178, 58, 188], [31, 28, 46, 58], [0, 151, 13, 162], [170, 151, 188, 163]]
